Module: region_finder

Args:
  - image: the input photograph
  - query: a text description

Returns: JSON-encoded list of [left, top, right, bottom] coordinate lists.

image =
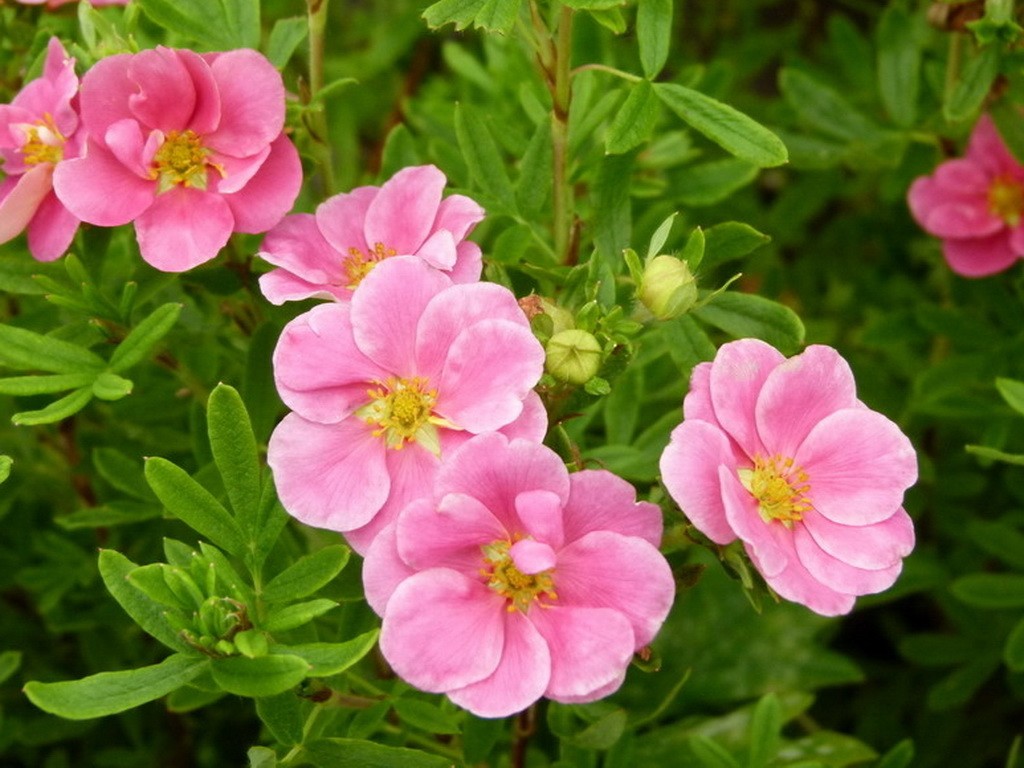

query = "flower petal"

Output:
[[793, 524, 904, 595], [316, 185, 377, 256], [127, 48, 197, 133], [362, 522, 415, 616], [795, 408, 917, 526], [660, 420, 741, 545], [498, 390, 548, 444], [755, 345, 858, 459], [0, 165, 52, 245], [515, 490, 564, 550], [802, 507, 914, 570], [396, 491, 506, 573], [267, 413, 389, 532], [529, 605, 634, 702], [26, 190, 78, 261], [363, 165, 446, 255], [78, 54, 135, 137], [682, 361, 716, 423], [447, 611, 550, 718], [205, 49, 285, 156], [415, 228, 457, 270], [755, 534, 857, 616], [134, 186, 233, 271], [554, 531, 674, 647], [907, 176, 1001, 239], [719, 465, 788, 577], [450, 240, 483, 284], [223, 135, 301, 234], [710, 339, 785, 456], [380, 568, 506, 692], [433, 193, 485, 241], [259, 268, 348, 305], [942, 232, 1020, 277], [259, 212, 343, 286], [510, 539, 557, 574], [562, 470, 663, 548], [53, 143, 154, 226]]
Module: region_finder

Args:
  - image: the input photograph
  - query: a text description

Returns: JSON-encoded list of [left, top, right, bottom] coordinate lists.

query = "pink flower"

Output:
[[0, 38, 82, 261], [258, 165, 484, 304], [267, 256, 547, 554], [908, 114, 1024, 277], [659, 339, 917, 616], [363, 432, 675, 718], [53, 47, 301, 272]]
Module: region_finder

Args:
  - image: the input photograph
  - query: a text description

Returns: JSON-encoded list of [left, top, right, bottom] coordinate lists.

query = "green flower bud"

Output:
[[638, 255, 698, 320], [545, 329, 603, 385]]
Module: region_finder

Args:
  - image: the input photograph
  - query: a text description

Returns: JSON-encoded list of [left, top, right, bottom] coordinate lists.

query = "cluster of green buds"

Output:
[[126, 544, 262, 659]]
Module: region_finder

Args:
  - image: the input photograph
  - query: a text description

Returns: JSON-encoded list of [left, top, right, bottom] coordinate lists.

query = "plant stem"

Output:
[[511, 705, 536, 768], [570, 63, 642, 83], [550, 5, 574, 264], [307, 0, 336, 195], [944, 32, 964, 108]]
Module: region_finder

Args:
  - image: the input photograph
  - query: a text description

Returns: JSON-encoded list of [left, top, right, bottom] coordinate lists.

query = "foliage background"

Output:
[[1, 0, 1023, 766]]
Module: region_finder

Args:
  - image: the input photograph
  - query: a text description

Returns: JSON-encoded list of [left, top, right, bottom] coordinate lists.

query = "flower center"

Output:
[[988, 176, 1024, 226], [481, 539, 557, 614], [18, 114, 65, 165], [737, 454, 812, 528], [151, 130, 219, 193], [356, 376, 447, 454], [342, 243, 397, 289]]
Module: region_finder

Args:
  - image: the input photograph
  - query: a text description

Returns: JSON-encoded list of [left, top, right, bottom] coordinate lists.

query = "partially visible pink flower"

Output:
[[909, 114, 1024, 277], [258, 165, 484, 304], [268, 256, 546, 554], [659, 339, 917, 616], [364, 432, 675, 718], [53, 46, 301, 272], [15, 0, 128, 7], [0, 38, 82, 261]]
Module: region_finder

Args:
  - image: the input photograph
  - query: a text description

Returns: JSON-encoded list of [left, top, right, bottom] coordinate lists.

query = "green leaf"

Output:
[[945, 47, 1000, 123], [92, 372, 133, 401], [454, 103, 517, 212], [305, 738, 454, 768], [637, 0, 672, 79], [145, 457, 244, 557], [877, 4, 921, 128], [0, 372, 94, 395], [991, 100, 1024, 164], [778, 67, 885, 143], [0, 650, 22, 686], [262, 599, 339, 633], [748, 693, 781, 768], [98, 549, 190, 652], [654, 83, 787, 167], [256, 692, 306, 746], [253, 477, 290, 570], [676, 159, 759, 207], [207, 383, 262, 532], [137, 0, 260, 49], [24, 653, 207, 720], [967, 520, 1024, 569], [951, 573, 1024, 608], [393, 697, 462, 735], [422, 0, 521, 33], [689, 736, 741, 768], [266, 17, 308, 69], [248, 746, 278, 768], [647, 213, 678, 260], [702, 222, 771, 270], [877, 740, 915, 768], [210, 654, 310, 698], [0, 324, 104, 374], [517, 117, 553, 215], [127, 563, 184, 608], [694, 292, 805, 354], [273, 631, 380, 677], [0, 455, 10, 484], [94, 447, 153, 501], [606, 80, 660, 154], [593, 151, 635, 263], [57, 502, 162, 530], [12, 386, 94, 426], [1004, 616, 1024, 671], [661, 314, 716, 374], [570, 708, 627, 750], [262, 545, 350, 603], [779, 731, 876, 766], [996, 377, 1024, 416], [108, 303, 181, 374], [562, 0, 627, 8]]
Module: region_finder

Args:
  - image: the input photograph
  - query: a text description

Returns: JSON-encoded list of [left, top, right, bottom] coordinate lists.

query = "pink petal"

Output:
[[267, 413, 389, 532], [433, 193, 485, 241], [414, 281, 532, 380], [127, 48, 197, 133], [379, 569, 506, 692], [316, 186, 377, 256], [436, 433, 570, 534], [447, 610, 550, 718], [213, 145, 271, 195], [933, 158, 991, 195], [0, 165, 52, 245], [436, 320, 545, 433], [967, 114, 1018, 174], [942, 232, 1021, 277], [350, 256, 451, 375], [363, 165, 446, 255], [660, 420, 741, 545], [555, 670, 626, 704], [554, 531, 674, 647], [259, 269, 348, 305], [396, 492, 506, 573], [754, 534, 857, 616], [362, 522, 416, 616], [755, 345, 858, 459], [53, 143, 155, 226], [450, 240, 483, 284], [416, 228, 457, 270], [510, 539, 557, 574], [562, 469, 663, 548], [802, 507, 914, 570], [529, 605, 634, 702], [793, 524, 904, 595], [78, 54, 135, 137], [177, 49, 220, 135], [134, 187, 233, 271], [682, 362, 716, 423], [104, 119, 151, 178], [273, 303, 389, 423], [498, 390, 548, 443], [259, 213, 344, 287], [26, 190, 78, 261], [710, 339, 785, 456], [205, 50, 285, 157], [922, 200, 1003, 239], [719, 465, 789, 577], [795, 408, 917, 526], [515, 490, 564, 549], [223, 135, 302, 234]]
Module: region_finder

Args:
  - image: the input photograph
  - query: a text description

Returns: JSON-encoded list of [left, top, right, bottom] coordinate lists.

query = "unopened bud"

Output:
[[545, 329, 602, 385], [638, 255, 697, 320]]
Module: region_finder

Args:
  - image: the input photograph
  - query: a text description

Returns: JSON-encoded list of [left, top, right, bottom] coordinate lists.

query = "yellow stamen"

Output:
[[151, 130, 222, 193], [19, 114, 65, 166], [342, 242, 397, 289], [988, 176, 1024, 226], [480, 539, 557, 614], [356, 376, 452, 454], [738, 454, 812, 528]]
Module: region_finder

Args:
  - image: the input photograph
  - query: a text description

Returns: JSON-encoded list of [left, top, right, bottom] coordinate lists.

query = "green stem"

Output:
[[944, 32, 964, 108], [551, 5, 574, 264], [306, 0, 336, 195], [570, 63, 642, 83]]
